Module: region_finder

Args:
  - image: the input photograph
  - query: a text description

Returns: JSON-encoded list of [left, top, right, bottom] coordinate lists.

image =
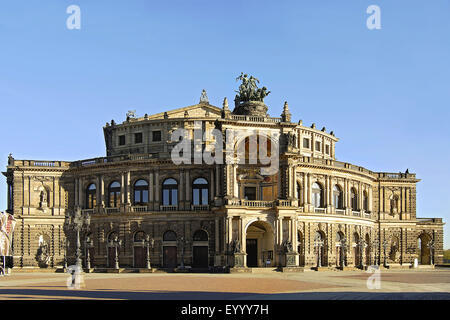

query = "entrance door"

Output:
[[108, 247, 116, 268], [246, 239, 258, 267], [193, 246, 208, 268], [163, 246, 177, 268], [134, 246, 146, 268]]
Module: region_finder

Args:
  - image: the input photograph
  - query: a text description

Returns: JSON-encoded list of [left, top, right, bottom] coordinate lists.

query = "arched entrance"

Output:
[[162, 230, 177, 268], [106, 232, 118, 268], [245, 221, 274, 267], [133, 231, 147, 268], [418, 233, 431, 265], [192, 230, 209, 268], [336, 232, 346, 268], [314, 231, 326, 267]]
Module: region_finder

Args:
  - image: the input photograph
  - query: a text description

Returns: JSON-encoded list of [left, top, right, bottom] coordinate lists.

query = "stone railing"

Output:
[[335, 209, 345, 215], [230, 115, 281, 123], [131, 206, 148, 213], [105, 207, 120, 214], [191, 204, 210, 211], [160, 205, 178, 212], [314, 207, 326, 213]]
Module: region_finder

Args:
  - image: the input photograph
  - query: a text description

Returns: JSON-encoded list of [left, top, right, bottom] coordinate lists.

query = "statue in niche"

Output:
[[36, 236, 50, 267], [39, 188, 48, 209]]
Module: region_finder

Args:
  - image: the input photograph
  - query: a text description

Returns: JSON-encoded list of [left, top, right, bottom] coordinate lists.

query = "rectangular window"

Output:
[[315, 141, 321, 152], [325, 145, 330, 154], [303, 138, 310, 148], [135, 132, 143, 144], [152, 131, 162, 142], [244, 187, 257, 200], [118, 135, 126, 146]]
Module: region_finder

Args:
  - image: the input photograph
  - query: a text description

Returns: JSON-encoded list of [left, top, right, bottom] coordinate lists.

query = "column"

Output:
[[155, 171, 160, 208], [120, 173, 125, 205], [74, 178, 79, 207], [368, 187, 373, 212], [179, 169, 184, 209], [307, 174, 312, 208], [149, 172, 154, 210], [215, 166, 220, 197], [302, 172, 307, 207], [126, 171, 131, 205], [215, 218, 221, 266], [78, 177, 83, 208], [185, 169, 190, 208], [99, 175, 105, 208], [233, 164, 238, 198]]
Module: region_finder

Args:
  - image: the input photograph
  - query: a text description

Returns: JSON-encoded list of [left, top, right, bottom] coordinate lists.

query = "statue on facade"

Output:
[[232, 239, 241, 253], [283, 240, 294, 253]]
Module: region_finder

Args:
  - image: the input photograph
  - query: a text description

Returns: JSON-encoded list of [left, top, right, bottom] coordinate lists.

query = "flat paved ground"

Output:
[[0, 268, 449, 300]]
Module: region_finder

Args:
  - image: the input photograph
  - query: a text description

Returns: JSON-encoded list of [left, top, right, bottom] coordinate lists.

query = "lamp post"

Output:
[[144, 235, 155, 270], [372, 239, 380, 266], [66, 207, 91, 269], [85, 235, 94, 270], [427, 240, 435, 265], [314, 238, 324, 268], [110, 236, 122, 270], [382, 240, 389, 268]]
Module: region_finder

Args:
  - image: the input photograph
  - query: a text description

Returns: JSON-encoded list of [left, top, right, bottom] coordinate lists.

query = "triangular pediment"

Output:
[[147, 103, 222, 120]]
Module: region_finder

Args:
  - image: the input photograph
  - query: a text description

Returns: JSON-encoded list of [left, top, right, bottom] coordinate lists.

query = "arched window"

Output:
[[134, 179, 149, 205], [192, 178, 208, 205], [86, 183, 97, 209], [351, 188, 358, 211], [108, 181, 121, 208], [163, 230, 177, 241], [333, 185, 343, 209], [363, 191, 369, 211], [108, 232, 118, 243], [193, 230, 208, 241], [134, 231, 146, 242], [162, 178, 178, 206], [312, 182, 323, 208]]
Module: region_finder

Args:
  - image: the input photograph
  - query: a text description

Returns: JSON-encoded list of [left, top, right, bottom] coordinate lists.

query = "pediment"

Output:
[[148, 103, 222, 120]]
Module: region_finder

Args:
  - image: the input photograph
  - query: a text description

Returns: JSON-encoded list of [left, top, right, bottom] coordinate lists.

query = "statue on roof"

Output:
[[234, 73, 270, 104], [199, 89, 209, 104]]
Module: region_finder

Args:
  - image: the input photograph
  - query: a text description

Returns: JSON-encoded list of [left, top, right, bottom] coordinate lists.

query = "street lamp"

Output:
[[66, 207, 91, 269], [143, 235, 155, 270], [110, 236, 122, 270], [85, 235, 94, 270]]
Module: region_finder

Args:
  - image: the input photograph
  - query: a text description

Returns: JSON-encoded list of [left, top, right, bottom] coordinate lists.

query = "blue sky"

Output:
[[0, 0, 449, 248]]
